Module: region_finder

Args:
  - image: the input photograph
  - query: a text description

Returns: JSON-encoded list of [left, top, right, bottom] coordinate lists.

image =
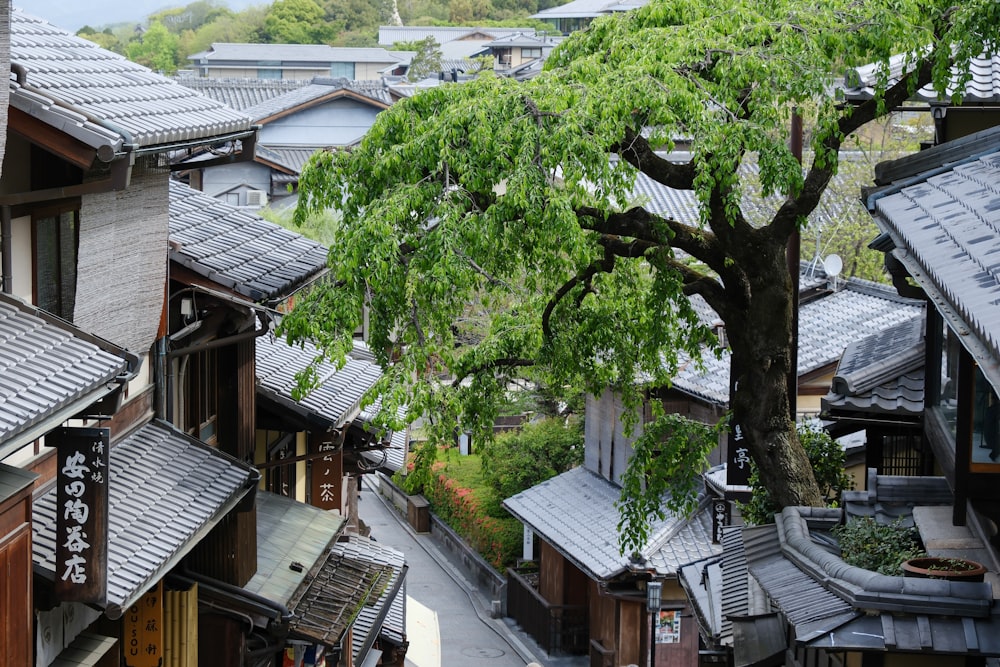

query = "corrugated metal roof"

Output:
[[0, 294, 135, 454], [11, 8, 254, 150], [168, 180, 328, 301], [843, 52, 1000, 103], [256, 335, 383, 429], [502, 466, 720, 580], [246, 491, 346, 606], [869, 149, 1000, 390], [336, 535, 407, 663], [174, 76, 311, 112], [32, 421, 257, 619]]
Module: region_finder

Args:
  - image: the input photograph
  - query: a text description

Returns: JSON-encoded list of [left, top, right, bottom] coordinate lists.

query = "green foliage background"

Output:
[[77, 0, 557, 74]]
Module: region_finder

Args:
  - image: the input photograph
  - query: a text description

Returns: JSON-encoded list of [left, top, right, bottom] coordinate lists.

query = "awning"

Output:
[[32, 420, 258, 618], [237, 493, 405, 654], [49, 632, 117, 667]]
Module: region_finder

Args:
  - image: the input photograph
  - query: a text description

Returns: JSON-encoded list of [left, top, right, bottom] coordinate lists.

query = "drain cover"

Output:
[[460, 647, 506, 658]]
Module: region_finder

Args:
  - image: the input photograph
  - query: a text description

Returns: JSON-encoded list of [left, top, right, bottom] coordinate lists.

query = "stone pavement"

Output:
[[358, 475, 587, 667]]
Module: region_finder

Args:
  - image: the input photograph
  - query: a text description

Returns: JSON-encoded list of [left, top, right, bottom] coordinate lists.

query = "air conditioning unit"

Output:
[[246, 190, 268, 207]]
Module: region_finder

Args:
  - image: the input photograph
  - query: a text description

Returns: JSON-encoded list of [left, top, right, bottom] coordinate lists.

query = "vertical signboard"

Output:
[[124, 581, 164, 667], [310, 439, 342, 511], [725, 357, 752, 500], [52, 426, 109, 606]]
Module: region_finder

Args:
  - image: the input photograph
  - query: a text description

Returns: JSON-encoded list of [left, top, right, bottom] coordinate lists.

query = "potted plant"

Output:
[[901, 556, 987, 582]]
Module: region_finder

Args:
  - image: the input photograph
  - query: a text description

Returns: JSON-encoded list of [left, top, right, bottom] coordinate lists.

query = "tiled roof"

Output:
[[11, 8, 254, 150], [740, 506, 1000, 654], [532, 0, 649, 19], [190, 43, 406, 65], [378, 26, 536, 46], [822, 317, 925, 418], [843, 51, 1000, 103], [247, 491, 346, 606], [256, 145, 321, 173], [242, 78, 393, 123], [671, 277, 924, 406], [0, 294, 137, 456], [503, 466, 720, 580], [255, 335, 384, 430], [168, 181, 328, 302], [626, 151, 879, 232], [336, 535, 407, 663], [32, 421, 257, 619], [174, 76, 311, 111], [866, 140, 1000, 389]]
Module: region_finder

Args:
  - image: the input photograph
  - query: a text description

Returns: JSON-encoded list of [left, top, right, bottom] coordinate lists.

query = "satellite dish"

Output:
[[823, 254, 843, 278]]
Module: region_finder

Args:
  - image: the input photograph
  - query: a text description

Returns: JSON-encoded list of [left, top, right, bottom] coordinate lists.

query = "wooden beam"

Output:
[[8, 107, 99, 170]]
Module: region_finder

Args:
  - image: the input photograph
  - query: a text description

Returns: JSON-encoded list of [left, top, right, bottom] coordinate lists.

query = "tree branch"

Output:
[[611, 129, 697, 190], [451, 357, 535, 387], [771, 59, 934, 239], [542, 242, 616, 342]]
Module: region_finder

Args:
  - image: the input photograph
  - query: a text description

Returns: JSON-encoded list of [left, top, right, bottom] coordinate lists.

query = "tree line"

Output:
[[78, 0, 558, 74]]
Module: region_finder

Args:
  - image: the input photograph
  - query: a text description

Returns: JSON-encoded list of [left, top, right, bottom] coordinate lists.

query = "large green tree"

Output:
[[284, 0, 998, 550]]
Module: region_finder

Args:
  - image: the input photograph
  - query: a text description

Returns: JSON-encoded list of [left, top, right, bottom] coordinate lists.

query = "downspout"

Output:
[[166, 311, 271, 360], [1, 206, 11, 294]]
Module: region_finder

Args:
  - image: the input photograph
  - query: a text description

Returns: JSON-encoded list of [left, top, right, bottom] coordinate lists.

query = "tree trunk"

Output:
[[723, 232, 823, 509]]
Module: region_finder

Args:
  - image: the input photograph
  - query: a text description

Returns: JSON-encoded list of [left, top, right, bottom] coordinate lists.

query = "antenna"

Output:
[[823, 254, 843, 290]]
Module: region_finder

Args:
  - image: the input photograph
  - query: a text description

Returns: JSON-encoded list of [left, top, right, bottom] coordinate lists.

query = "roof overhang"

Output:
[[32, 420, 259, 619]]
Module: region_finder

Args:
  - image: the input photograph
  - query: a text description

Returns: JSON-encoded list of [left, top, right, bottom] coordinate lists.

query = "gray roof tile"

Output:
[[673, 278, 923, 405], [32, 421, 256, 619], [503, 466, 720, 580], [169, 181, 328, 301], [12, 8, 254, 150], [173, 76, 311, 111], [844, 52, 1000, 103], [0, 294, 134, 451], [190, 43, 406, 66], [256, 335, 384, 429], [822, 317, 925, 417], [869, 148, 1000, 384], [242, 78, 394, 122]]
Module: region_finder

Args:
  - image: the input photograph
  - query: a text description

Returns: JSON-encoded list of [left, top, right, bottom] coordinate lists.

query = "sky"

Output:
[[21, 0, 267, 33]]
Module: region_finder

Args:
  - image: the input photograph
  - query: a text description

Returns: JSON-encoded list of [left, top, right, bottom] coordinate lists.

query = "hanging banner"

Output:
[[310, 438, 342, 511], [123, 581, 164, 667], [711, 499, 730, 544], [53, 426, 109, 606]]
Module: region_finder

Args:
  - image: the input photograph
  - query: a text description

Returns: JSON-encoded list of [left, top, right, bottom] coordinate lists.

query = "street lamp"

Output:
[[646, 580, 662, 667]]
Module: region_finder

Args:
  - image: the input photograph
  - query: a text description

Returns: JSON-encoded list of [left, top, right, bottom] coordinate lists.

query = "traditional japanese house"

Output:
[[166, 179, 407, 666], [255, 331, 408, 533], [2, 6, 262, 664]]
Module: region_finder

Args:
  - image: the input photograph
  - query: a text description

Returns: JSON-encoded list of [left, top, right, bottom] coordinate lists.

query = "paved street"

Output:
[[358, 476, 584, 667]]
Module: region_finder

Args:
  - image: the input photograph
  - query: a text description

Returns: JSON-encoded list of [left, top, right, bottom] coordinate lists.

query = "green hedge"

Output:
[[422, 457, 523, 570]]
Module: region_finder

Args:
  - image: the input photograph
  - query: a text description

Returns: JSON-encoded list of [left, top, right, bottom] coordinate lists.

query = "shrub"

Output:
[[479, 416, 583, 501], [833, 517, 925, 575]]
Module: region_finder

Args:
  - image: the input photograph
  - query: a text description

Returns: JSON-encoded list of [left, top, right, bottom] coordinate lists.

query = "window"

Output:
[[186, 349, 218, 445], [33, 207, 79, 320], [330, 62, 354, 79], [522, 47, 542, 59], [258, 61, 282, 79]]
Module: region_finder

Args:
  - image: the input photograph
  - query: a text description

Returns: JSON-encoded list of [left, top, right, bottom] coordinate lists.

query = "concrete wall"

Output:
[[259, 98, 381, 146]]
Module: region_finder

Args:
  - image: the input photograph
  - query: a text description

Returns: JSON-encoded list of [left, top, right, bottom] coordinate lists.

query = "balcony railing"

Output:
[[506, 567, 588, 655]]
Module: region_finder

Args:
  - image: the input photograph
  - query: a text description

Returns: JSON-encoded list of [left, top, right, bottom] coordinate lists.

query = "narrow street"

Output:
[[358, 476, 572, 667]]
